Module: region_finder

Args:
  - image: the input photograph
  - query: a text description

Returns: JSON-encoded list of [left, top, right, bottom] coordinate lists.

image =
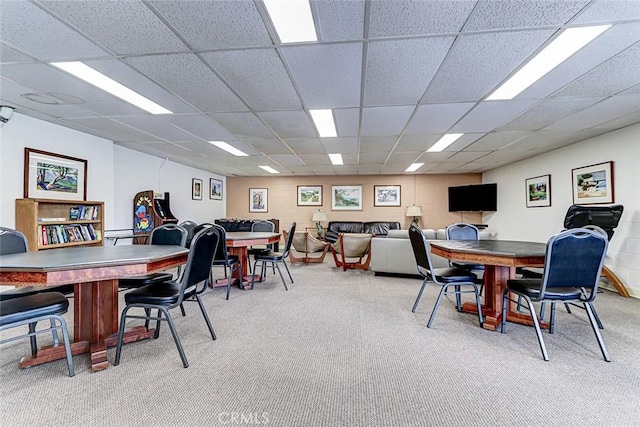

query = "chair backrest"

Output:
[[193, 222, 213, 236], [408, 225, 435, 279], [178, 220, 198, 247], [179, 227, 220, 296], [563, 204, 623, 241], [149, 224, 188, 247], [250, 220, 275, 250], [211, 223, 230, 261], [281, 222, 296, 257], [290, 231, 325, 253], [446, 223, 479, 240], [0, 227, 29, 255], [338, 233, 373, 257], [539, 228, 608, 301]]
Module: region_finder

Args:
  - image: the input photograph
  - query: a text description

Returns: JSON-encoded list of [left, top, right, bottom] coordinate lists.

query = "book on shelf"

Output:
[[69, 207, 80, 220], [39, 217, 66, 222]]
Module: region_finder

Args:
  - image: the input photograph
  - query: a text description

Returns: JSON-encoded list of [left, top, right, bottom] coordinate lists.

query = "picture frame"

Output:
[[24, 147, 87, 201], [210, 178, 223, 200], [374, 185, 401, 207], [572, 161, 614, 204], [249, 188, 268, 213], [192, 178, 203, 200], [525, 175, 551, 208], [297, 185, 322, 206], [331, 185, 362, 211]]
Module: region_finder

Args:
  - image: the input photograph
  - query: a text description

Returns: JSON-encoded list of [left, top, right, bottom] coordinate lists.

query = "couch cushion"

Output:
[[363, 221, 401, 235], [327, 221, 364, 234], [387, 229, 409, 239]]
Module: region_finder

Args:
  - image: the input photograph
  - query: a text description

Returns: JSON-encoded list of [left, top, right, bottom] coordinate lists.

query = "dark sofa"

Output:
[[325, 221, 401, 243]]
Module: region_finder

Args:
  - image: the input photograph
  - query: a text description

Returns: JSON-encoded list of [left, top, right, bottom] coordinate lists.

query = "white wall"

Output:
[[483, 123, 640, 297], [1, 113, 225, 233]]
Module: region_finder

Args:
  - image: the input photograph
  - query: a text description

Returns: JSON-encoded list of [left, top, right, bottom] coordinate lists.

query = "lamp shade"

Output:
[[312, 211, 328, 222], [406, 206, 422, 217]]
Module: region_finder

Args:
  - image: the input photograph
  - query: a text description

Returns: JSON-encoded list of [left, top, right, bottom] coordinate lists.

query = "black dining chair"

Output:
[[247, 220, 276, 273], [210, 223, 242, 300], [445, 223, 485, 296], [178, 220, 198, 248], [251, 222, 296, 291], [501, 228, 610, 361], [409, 225, 483, 328], [114, 227, 220, 368]]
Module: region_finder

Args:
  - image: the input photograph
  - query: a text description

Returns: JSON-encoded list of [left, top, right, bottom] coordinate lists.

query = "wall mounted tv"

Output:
[[448, 183, 497, 212]]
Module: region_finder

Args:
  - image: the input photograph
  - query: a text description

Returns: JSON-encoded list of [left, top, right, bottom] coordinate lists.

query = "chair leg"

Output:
[[251, 260, 261, 289], [549, 303, 556, 334], [50, 318, 59, 347], [524, 295, 549, 361], [584, 302, 610, 362], [589, 302, 604, 330], [54, 315, 75, 377], [114, 306, 132, 366], [412, 278, 429, 313], [154, 309, 163, 339], [281, 259, 294, 283], [564, 302, 572, 314], [473, 285, 483, 327], [273, 263, 289, 291], [501, 290, 509, 333], [454, 285, 462, 312], [195, 294, 216, 340], [179, 303, 186, 317], [427, 286, 448, 328], [161, 307, 189, 368], [28, 322, 38, 356]]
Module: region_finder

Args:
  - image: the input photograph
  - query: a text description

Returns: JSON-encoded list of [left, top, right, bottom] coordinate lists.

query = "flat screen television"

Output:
[[448, 183, 497, 212]]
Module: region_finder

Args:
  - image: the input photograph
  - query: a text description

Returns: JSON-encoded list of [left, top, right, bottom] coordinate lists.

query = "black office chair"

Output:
[[211, 223, 242, 300], [251, 222, 296, 291], [501, 228, 610, 361], [114, 227, 220, 368], [409, 225, 483, 328]]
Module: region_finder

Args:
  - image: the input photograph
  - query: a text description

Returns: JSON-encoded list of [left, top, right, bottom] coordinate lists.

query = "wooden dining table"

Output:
[[429, 240, 547, 331], [0, 245, 188, 372], [221, 231, 281, 289]]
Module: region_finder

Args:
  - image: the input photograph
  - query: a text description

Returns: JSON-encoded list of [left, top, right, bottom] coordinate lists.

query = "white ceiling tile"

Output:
[[112, 116, 199, 142], [364, 37, 454, 106], [258, 111, 316, 138], [544, 96, 640, 131], [298, 154, 332, 165], [418, 152, 460, 163], [268, 155, 305, 166], [315, 0, 365, 42], [361, 106, 414, 136], [63, 117, 158, 142], [39, 0, 187, 55], [201, 49, 301, 111], [322, 137, 359, 154], [571, 0, 640, 23], [0, 43, 34, 63], [207, 112, 275, 139], [464, 132, 533, 151], [334, 108, 360, 137], [444, 151, 491, 163], [359, 151, 390, 164], [386, 152, 424, 164], [284, 138, 325, 155], [593, 111, 640, 130], [244, 138, 293, 156], [450, 100, 539, 133], [282, 43, 362, 108], [405, 103, 476, 134], [148, 0, 272, 49], [498, 97, 603, 131], [161, 114, 234, 141], [368, 0, 475, 37], [395, 134, 441, 151], [360, 136, 398, 152], [424, 29, 555, 103], [357, 164, 383, 174], [434, 133, 485, 152]]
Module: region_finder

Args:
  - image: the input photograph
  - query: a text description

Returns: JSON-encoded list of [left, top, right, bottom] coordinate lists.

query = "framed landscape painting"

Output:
[[192, 178, 203, 200], [24, 148, 87, 201], [572, 161, 614, 204], [250, 188, 268, 213], [331, 185, 362, 211], [374, 185, 401, 207], [525, 175, 551, 208], [297, 185, 322, 206], [210, 178, 223, 200]]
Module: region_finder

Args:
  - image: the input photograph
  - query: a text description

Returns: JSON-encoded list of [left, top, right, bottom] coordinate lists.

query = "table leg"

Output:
[[228, 246, 263, 289]]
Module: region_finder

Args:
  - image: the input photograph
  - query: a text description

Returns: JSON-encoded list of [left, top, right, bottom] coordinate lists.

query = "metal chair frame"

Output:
[[251, 222, 296, 291]]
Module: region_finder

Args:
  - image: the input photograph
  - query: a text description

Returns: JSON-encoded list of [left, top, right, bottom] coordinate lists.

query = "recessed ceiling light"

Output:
[[310, 109, 338, 138], [263, 0, 317, 43], [427, 134, 464, 152], [487, 25, 611, 100], [405, 163, 424, 172], [208, 140, 248, 157], [50, 61, 172, 115], [260, 166, 279, 174], [328, 153, 343, 165]]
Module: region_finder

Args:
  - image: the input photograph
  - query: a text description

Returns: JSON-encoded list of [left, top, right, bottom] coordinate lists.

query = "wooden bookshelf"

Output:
[[15, 198, 104, 251]]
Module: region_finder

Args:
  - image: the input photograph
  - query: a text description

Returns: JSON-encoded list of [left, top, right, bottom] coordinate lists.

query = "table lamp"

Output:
[[406, 205, 422, 227], [312, 210, 328, 237]]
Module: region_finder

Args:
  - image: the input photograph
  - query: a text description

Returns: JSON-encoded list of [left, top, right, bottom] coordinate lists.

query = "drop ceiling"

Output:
[[1, 0, 639, 176]]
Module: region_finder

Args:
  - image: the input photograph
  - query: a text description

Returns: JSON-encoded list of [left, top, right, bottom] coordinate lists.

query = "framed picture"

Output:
[[192, 178, 203, 200], [210, 178, 223, 200], [249, 188, 268, 212], [297, 185, 322, 206], [525, 175, 551, 208], [331, 185, 362, 211], [374, 185, 401, 207], [24, 148, 87, 201], [572, 161, 614, 204]]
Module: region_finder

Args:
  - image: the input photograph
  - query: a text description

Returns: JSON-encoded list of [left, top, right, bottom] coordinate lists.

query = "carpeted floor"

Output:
[[1, 260, 639, 426]]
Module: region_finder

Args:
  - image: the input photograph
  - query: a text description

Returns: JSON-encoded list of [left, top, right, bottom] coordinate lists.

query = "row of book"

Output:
[[69, 205, 100, 221], [40, 224, 101, 246]]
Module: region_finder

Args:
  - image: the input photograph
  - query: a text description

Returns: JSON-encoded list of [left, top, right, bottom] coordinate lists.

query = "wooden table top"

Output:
[[429, 240, 547, 268], [224, 232, 280, 248]]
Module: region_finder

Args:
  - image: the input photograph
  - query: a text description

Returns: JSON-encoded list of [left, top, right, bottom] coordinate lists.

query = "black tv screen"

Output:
[[448, 183, 497, 212]]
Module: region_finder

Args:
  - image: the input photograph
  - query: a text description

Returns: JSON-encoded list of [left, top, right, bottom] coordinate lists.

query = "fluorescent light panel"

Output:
[[328, 153, 343, 165], [427, 133, 464, 152], [310, 109, 338, 137], [405, 163, 424, 172], [260, 166, 279, 174], [487, 25, 611, 100], [50, 61, 172, 114], [208, 140, 248, 157], [263, 0, 317, 43]]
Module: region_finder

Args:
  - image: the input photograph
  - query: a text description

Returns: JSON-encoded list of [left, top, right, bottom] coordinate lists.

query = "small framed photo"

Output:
[[210, 178, 223, 200], [525, 175, 551, 208], [331, 185, 362, 211], [374, 185, 401, 207], [572, 161, 614, 204], [192, 178, 203, 200], [297, 185, 322, 206], [24, 148, 87, 201], [249, 188, 268, 212]]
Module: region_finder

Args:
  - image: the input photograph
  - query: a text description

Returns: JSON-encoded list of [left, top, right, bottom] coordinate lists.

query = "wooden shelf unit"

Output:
[[15, 198, 105, 251]]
